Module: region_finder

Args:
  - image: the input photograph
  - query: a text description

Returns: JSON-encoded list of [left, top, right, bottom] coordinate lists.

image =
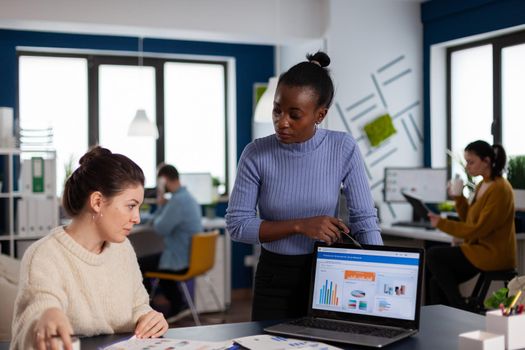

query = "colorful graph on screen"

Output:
[[319, 280, 339, 306]]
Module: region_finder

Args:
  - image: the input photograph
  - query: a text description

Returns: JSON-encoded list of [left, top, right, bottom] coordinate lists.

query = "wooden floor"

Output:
[[169, 288, 253, 328]]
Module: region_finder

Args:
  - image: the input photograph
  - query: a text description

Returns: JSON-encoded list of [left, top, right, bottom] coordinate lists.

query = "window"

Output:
[[98, 64, 157, 188], [18, 55, 88, 195], [449, 45, 493, 178], [18, 52, 229, 194], [502, 43, 525, 157], [447, 30, 525, 175], [164, 62, 226, 186]]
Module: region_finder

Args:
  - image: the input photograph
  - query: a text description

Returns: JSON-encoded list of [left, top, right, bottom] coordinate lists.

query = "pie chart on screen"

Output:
[[351, 290, 366, 298]]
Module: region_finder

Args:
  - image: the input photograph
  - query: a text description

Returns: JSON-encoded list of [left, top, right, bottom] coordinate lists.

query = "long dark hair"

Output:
[[62, 146, 145, 217], [465, 140, 507, 179]]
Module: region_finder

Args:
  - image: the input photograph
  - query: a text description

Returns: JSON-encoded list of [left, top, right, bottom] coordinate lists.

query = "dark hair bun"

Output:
[[79, 146, 112, 166], [63, 146, 145, 217], [306, 51, 330, 68], [279, 50, 334, 108]]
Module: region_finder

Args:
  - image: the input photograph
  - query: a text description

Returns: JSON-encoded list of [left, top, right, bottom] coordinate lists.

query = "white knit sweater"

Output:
[[10, 226, 152, 349]]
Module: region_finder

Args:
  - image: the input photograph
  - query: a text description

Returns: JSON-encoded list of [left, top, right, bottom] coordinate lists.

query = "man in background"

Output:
[[139, 164, 203, 318]]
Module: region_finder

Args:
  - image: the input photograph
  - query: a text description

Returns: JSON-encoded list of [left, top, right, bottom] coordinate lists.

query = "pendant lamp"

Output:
[[253, 0, 281, 125], [127, 37, 159, 139], [253, 77, 278, 123]]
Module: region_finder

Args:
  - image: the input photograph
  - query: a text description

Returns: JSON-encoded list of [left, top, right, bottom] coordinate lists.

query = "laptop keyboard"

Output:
[[289, 318, 406, 338]]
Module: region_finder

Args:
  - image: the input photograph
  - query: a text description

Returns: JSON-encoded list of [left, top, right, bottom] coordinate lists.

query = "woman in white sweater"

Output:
[[11, 146, 168, 350]]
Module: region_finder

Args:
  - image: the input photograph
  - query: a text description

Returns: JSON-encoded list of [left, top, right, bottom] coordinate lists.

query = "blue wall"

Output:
[[421, 0, 525, 166], [0, 28, 274, 288]]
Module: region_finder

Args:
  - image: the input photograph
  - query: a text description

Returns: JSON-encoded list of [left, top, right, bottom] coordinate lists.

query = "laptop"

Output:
[[264, 242, 424, 348], [397, 192, 434, 229], [401, 192, 431, 220]]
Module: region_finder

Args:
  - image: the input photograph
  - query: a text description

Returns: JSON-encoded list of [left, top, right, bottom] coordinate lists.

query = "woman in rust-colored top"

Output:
[[426, 140, 516, 309]]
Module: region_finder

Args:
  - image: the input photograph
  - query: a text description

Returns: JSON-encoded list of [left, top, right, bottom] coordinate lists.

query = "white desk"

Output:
[[381, 224, 525, 275], [381, 224, 452, 243], [201, 217, 226, 231]]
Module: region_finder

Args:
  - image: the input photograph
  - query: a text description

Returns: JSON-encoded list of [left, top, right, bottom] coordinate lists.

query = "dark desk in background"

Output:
[[0, 305, 484, 350]]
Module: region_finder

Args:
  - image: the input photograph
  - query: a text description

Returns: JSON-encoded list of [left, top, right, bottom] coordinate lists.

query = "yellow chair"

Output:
[[145, 230, 222, 325]]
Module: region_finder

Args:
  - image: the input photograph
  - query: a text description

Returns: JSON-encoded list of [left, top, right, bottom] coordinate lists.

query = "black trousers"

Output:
[[426, 245, 480, 309], [252, 248, 313, 321], [138, 253, 188, 312]]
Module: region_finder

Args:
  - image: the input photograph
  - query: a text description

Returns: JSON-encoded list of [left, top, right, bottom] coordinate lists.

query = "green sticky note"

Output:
[[363, 114, 397, 147], [255, 85, 267, 104]]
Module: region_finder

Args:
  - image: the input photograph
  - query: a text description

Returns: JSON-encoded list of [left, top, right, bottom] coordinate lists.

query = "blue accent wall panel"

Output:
[[0, 28, 273, 289], [421, 0, 525, 166]]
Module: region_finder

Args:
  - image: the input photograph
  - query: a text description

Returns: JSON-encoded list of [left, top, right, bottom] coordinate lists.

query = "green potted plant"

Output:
[[507, 155, 525, 211], [63, 155, 74, 190], [204, 176, 222, 219], [484, 287, 515, 310]]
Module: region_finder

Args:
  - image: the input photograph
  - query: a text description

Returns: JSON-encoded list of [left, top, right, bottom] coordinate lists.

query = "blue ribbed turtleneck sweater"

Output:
[[226, 128, 383, 255]]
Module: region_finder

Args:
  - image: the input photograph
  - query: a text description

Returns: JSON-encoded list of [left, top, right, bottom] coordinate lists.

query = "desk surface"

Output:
[[381, 223, 525, 243], [381, 224, 452, 243], [162, 305, 484, 349], [0, 305, 483, 350]]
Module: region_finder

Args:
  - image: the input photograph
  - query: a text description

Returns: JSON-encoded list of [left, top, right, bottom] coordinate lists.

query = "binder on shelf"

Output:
[[36, 197, 46, 235], [27, 198, 38, 235], [20, 158, 55, 194], [20, 159, 32, 193], [44, 158, 56, 195], [38, 197, 56, 234], [17, 199, 28, 236], [31, 157, 44, 193]]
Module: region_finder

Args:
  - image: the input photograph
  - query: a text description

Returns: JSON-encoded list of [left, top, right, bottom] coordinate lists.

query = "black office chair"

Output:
[[466, 269, 518, 313]]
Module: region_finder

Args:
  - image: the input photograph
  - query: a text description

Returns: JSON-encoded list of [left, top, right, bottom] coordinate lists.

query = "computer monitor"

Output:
[[383, 167, 447, 203], [179, 172, 215, 205]]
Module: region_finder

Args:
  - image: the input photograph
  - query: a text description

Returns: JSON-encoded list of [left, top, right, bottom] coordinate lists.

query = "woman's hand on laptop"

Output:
[[427, 212, 441, 228], [297, 216, 348, 245]]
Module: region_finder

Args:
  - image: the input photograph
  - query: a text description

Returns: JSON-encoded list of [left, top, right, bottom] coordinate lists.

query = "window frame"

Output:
[[446, 29, 525, 154], [17, 50, 230, 192]]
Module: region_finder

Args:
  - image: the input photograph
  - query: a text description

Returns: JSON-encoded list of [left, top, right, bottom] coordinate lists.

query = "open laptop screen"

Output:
[[310, 244, 422, 325]]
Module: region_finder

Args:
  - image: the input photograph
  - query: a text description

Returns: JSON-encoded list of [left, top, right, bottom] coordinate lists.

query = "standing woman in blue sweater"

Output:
[[226, 51, 383, 321]]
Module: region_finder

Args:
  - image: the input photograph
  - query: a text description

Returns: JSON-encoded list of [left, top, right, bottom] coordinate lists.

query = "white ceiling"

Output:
[[0, 0, 330, 45]]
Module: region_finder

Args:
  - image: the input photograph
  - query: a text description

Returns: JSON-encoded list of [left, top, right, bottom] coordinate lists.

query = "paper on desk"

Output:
[[233, 334, 343, 350], [101, 335, 234, 350]]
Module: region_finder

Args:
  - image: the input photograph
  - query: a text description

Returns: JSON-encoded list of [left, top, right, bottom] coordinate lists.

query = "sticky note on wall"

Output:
[[363, 113, 397, 147]]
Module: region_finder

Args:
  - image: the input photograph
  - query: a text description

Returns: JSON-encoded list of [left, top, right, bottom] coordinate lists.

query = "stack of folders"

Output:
[[17, 197, 58, 237], [19, 158, 56, 194], [17, 157, 58, 237]]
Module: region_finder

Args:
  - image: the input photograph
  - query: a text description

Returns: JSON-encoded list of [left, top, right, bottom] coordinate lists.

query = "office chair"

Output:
[[466, 269, 518, 313], [144, 230, 222, 325]]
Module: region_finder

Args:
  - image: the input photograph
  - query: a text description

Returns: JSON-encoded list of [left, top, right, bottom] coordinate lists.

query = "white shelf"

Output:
[[1, 149, 58, 258], [0, 192, 24, 198], [12, 234, 48, 240], [0, 148, 21, 154]]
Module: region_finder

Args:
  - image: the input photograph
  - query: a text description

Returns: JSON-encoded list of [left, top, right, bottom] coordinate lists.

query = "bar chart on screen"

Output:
[[319, 280, 340, 306]]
